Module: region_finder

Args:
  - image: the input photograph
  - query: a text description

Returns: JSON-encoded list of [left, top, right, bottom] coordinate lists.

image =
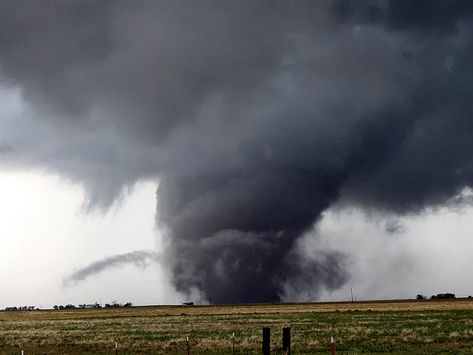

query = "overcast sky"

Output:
[[1, 1, 473, 307]]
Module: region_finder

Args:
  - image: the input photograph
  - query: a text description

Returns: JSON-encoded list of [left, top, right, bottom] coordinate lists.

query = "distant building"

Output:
[[84, 303, 100, 309]]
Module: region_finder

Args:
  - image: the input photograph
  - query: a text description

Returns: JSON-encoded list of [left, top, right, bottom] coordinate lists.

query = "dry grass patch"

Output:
[[1, 299, 473, 353]]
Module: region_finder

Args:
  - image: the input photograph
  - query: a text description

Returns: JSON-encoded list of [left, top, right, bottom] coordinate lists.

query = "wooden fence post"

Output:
[[330, 336, 336, 355], [262, 327, 270, 355], [282, 327, 291, 355], [187, 336, 190, 355], [232, 332, 236, 355]]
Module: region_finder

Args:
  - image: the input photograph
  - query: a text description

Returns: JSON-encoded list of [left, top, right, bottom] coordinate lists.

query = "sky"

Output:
[[0, 170, 180, 308], [1, 164, 473, 308], [1, 0, 473, 307]]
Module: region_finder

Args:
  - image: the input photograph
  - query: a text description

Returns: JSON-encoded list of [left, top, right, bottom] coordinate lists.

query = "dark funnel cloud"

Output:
[[0, 1, 473, 302]]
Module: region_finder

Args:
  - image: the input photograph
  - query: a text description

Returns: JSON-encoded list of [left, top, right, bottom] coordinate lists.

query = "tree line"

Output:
[[416, 293, 458, 300], [53, 301, 132, 310]]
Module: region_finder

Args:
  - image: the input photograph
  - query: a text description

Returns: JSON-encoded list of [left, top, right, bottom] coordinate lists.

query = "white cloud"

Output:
[[306, 207, 473, 301]]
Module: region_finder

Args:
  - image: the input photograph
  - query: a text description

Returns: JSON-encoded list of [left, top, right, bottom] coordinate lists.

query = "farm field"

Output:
[[1, 299, 473, 354]]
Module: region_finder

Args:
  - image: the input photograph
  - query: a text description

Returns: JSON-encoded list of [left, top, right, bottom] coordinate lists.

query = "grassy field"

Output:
[[1, 299, 473, 354]]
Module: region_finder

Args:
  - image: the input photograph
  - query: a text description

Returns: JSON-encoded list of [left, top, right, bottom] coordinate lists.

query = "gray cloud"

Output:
[[63, 250, 159, 286], [0, 1, 472, 302], [0, 143, 13, 154], [385, 220, 406, 234]]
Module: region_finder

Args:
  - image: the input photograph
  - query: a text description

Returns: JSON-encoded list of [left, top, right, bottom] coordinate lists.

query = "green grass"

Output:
[[1, 300, 473, 353]]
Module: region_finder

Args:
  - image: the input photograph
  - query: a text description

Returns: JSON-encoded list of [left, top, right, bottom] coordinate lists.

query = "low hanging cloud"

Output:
[[0, 144, 13, 154], [0, 0, 473, 302], [63, 250, 159, 286], [384, 220, 407, 234]]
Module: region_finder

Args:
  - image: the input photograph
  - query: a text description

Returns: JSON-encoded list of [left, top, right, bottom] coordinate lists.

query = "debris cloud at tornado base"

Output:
[[0, 1, 473, 302]]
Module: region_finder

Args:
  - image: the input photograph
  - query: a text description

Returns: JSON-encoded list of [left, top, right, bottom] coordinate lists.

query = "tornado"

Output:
[[0, 0, 472, 302]]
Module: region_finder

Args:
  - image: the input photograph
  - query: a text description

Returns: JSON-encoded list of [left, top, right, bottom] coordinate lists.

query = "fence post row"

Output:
[[262, 327, 271, 355]]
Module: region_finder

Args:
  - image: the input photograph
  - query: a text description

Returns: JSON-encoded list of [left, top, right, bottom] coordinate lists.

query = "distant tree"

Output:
[[431, 293, 455, 300], [436, 293, 455, 299], [416, 294, 427, 300]]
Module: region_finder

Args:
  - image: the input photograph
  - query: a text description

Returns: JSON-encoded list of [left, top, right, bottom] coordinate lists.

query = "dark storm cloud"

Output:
[[329, 0, 473, 31], [63, 250, 159, 286], [386, 0, 473, 31], [1, 1, 473, 302]]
